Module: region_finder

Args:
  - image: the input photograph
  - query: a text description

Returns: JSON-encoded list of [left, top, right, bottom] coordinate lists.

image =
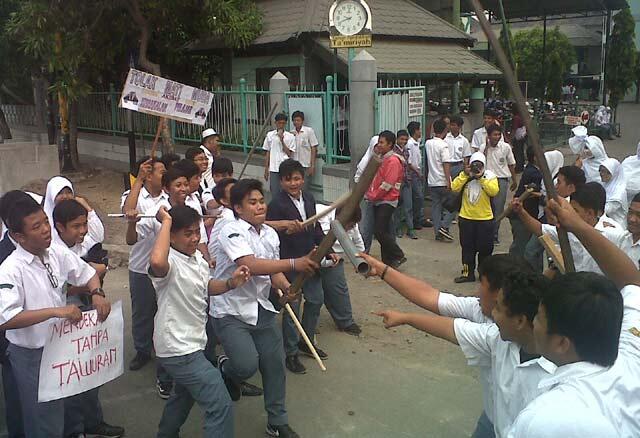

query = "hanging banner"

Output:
[[38, 301, 124, 402], [120, 68, 213, 125]]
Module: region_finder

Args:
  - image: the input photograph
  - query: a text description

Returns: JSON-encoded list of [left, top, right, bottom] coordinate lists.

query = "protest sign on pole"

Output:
[[119, 68, 214, 126], [38, 301, 124, 402]]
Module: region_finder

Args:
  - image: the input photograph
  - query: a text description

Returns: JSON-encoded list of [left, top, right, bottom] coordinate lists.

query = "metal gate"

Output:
[[375, 85, 427, 139]]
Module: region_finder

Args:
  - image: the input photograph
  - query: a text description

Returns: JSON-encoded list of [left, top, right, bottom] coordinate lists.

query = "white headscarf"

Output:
[[540, 150, 565, 195], [467, 152, 496, 204], [569, 125, 588, 154], [621, 142, 640, 203], [600, 158, 628, 210], [43, 176, 74, 229]]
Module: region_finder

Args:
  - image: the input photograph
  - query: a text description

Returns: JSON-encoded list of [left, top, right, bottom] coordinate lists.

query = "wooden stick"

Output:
[[238, 104, 279, 179], [150, 117, 165, 158], [300, 192, 351, 228], [538, 234, 566, 274], [108, 213, 220, 219], [495, 186, 537, 223], [276, 289, 326, 372], [469, 0, 576, 273]]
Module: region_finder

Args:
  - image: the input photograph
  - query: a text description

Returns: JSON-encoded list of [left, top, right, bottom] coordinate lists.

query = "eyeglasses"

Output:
[[43, 262, 59, 289]]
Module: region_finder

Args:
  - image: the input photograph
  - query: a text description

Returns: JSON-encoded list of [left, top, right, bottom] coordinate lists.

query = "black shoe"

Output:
[[156, 379, 172, 400], [454, 274, 476, 284], [266, 424, 300, 438], [85, 421, 125, 438], [298, 341, 328, 360], [239, 381, 263, 397], [389, 256, 407, 269], [407, 231, 418, 240], [129, 351, 151, 371], [340, 323, 362, 336], [217, 355, 241, 401], [414, 225, 423, 230], [285, 355, 307, 374], [438, 227, 454, 241]]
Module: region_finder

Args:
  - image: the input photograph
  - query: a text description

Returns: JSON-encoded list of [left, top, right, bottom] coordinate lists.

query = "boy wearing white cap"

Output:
[[200, 128, 220, 189]]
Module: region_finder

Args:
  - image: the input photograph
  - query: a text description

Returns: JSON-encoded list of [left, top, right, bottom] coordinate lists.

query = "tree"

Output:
[[512, 27, 576, 100], [606, 7, 637, 110], [634, 51, 640, 104]]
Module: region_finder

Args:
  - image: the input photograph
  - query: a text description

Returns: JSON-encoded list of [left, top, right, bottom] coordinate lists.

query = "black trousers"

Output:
[[458, 217, 495, 275], [374, 204, 405, 264]]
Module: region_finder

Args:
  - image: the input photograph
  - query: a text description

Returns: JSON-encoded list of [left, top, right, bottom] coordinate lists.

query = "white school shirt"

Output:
[[354, 136, 379, 183], [53, 210, 104, 257], [426, 137, 452, 187], [150, 247, 209, 358], [541, 216, 627, 274], [210, 218, 279, 325], [184, 194, 208, 245], [406, 137, 422, 173], [121, 187, 170, 274], [199, 145, 215, 189], [316, 204, 365, 254], [454, 321, 557, 438], [0, 244, 96, 348], [438, 293, 495, 423], [288, 193, 307, 221], [445, 132, 472, 162], [263, 130, 296, 173], [482, 141, 516, 178], [207, 207, 236, 273], [621, 234, 640, 269], [291, 126, 319, 168], [472, 127, 504, 151]]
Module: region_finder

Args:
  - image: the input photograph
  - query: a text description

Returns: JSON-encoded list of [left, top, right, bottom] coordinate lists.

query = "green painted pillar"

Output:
[[240, 78, 248, 152]]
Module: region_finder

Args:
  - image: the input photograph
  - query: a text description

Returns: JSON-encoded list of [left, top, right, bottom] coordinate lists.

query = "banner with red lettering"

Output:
[[119, 68, 214, 125], [38, 301, 124, 402]]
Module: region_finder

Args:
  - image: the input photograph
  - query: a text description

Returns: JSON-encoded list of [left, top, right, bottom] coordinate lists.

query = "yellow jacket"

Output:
[[451, 171, 500, 221]]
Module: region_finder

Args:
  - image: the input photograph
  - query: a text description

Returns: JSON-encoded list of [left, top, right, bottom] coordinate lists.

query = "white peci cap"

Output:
[[202, 128, 218, 140]]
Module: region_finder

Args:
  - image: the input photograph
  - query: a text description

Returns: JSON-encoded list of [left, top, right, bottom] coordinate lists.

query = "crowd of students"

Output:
[[0, 105, 639, 438]]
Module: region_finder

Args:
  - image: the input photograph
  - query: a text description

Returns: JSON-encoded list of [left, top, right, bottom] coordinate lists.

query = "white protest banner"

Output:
[[120, 68, 214, 125], [38, 301, 124, 402]]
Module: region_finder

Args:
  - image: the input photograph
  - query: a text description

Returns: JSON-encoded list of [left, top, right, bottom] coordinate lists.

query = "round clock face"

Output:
[[333, 0, 367, 36]]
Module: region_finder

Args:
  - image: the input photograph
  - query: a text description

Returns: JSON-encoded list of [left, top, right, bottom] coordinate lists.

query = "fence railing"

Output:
[[0, 104, 37, 126]]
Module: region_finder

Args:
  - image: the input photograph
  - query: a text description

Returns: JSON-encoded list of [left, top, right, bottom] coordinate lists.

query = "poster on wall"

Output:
[[120, 68, 214, 125]]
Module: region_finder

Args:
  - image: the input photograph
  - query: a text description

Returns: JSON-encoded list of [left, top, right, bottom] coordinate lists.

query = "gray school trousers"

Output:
[[282, 272, 324, 356], [213, 306, 288, 426], [319, 261, 356, 329]]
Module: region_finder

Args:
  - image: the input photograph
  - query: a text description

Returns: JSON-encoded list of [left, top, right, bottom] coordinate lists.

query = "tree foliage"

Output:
[[606, 7, 637, 109], [512, 27, 576, 100]]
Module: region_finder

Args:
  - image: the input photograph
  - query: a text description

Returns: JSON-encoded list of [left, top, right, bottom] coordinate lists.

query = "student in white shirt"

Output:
[[621, 142, 640, 204], [509, 196, 640, 437], [356, 135, 380, 253], [263, 113, 295, 196], [185, 146, 211, 193], [360, 251, 535, 438], [0, 198, 110, 438], [291, 111, 319, 186], [316, 204, 363, 336], [406, 122, 427, 230], [622, 193, 640, 268], [599, 158, 629, 228], [201, 157, 234, 219], [149, 205, 250, 438], [374, 269, 554, 438], [200, 128, 220, 189], [446, 115, 472, 178], [471, 109, 502, 152], [426, 119, 454, 241], [514, 182, 627, 275], [211, 179, 318, 438], [570, 126, 608, 184], [121, 158, 170, 379]]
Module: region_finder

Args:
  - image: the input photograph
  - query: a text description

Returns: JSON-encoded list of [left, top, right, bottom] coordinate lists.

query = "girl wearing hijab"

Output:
[[451, 152, 499, 283], [569, 125, 608, 183], [621, 142, 640, 204], [599, 158, 629, 228], [43, 176, 104, 252]]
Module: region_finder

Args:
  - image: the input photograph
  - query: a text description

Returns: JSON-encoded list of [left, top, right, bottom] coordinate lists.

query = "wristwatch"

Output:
[[89, 287, 106, 298]]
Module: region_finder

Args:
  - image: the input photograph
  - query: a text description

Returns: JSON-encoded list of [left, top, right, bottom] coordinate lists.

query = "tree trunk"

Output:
[[0, 107, 11, 142], [69, 100, 80, 169]]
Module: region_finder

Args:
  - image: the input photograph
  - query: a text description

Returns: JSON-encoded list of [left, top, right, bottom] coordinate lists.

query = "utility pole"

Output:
[[54, 32, 74, 172]]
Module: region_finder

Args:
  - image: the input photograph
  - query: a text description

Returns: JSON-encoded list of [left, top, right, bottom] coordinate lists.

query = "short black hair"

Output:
[[291, 110, 304, 121], [571, 182, 605, 215], [526, 146, 535, 164], [633, 192, 640, 204], [212, 178, 238, 203], [501, 271, 548, 323], [378, 130, 396, 146], [160, 153, 181, 170], [478, 254, 534, 293], [168, 205, 201, 233], [5, 198, 43, 233], [185, 147, 206, 161], [230, 179, 264, 218], [542, 272, 622, 366], [432, 119, 447, 135], [483, 108, 498, 117], [407, 121, 421, 136], [162, 167, 187, 189], [0, 190, 35, 223], [53, 199, 88, 229], [396, 129, 409, 139], [212, 157, 234, 176], [487, 124, 503, 135], [557, 166, 586, 188], [275, 113, 287, 122], [279, 159, 305, 180], [450, 115, 464, 127], [174, 159, 200, 179]]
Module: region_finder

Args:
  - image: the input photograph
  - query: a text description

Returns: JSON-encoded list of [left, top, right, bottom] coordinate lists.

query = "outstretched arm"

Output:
[[374, 310, 457, 344]]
